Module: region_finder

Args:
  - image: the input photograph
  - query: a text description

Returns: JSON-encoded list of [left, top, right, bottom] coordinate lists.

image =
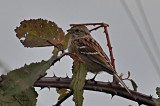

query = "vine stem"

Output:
[[34, 77, 156, 106], [103, 25, 116, 70]]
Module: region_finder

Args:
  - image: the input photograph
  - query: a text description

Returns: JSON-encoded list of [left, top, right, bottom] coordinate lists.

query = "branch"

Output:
[[70, 23, 109, 27], [103, 25, 116, 70], [89, 25, 103, 32], [34, 77, 156, 106], [50, 52, 70, 66]]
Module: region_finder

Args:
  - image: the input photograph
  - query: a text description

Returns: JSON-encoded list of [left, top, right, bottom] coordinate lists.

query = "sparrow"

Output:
[[67, 25, 131, 95]]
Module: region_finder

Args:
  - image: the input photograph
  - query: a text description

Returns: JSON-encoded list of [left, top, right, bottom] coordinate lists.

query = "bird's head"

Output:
[[67, 25, 90, 39]]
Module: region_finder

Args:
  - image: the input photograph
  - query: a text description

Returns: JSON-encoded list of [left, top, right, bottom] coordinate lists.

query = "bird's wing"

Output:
[[73, 37, 114, 73]]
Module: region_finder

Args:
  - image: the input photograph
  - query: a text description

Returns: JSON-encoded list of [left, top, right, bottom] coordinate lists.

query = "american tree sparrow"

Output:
[[67, 25, 131, 95]]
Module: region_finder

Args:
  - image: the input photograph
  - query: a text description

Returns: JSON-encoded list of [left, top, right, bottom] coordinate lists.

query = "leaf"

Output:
[[63, 33, 70, 50], [130, 79, 138, 91], [156, 87, 160, 98], [56, 88, 69, 101], [52, 47, 60, 56], [127, 71, 131, 79], [0, 87, 38, 106], [70, 61, 87, 106], [153, 87, 160, 106], [0, 58, 53, 96], [15, 19, 64, 49]]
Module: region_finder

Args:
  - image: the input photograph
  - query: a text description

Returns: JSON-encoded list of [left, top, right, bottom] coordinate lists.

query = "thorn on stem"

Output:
[[53, 72, 56, 77], [66, 74, 69, 78], [40, 87, 45, 90], [48, 86, 51, 91], [111, 94, 115, 99], [149, 95, 153, 99], [56, 77, 60, 81], [107, 81, 113, 86], [138, 102, 142, 106], [114, 91, 117, 95]]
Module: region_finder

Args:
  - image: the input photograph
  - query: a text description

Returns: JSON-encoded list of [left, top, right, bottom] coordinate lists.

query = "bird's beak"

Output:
[[67, 29, 71, 32]]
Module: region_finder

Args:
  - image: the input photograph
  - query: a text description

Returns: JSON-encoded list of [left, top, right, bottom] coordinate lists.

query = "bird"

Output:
[[67, 25, 131, 95]]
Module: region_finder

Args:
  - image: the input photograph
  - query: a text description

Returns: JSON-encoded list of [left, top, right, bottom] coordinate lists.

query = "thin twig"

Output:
[[46, 40, 64, 52], [53, 90, 73, 106], [51, 52, 70, 65], [70, 23, 109, 27], [103, 25, 116, 70], [89, 25, 103, 32]]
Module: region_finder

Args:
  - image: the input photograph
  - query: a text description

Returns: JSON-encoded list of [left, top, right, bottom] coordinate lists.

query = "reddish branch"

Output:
[[34, 77, 156, 106], [103, 25, 116, 69], [70, 23, 109, 27]]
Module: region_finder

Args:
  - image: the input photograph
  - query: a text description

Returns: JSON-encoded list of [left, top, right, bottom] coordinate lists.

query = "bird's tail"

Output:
[[114, 73, 132, 96]]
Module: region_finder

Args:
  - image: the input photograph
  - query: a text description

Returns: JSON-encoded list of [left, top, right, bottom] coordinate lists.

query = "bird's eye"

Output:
[[75, 29, 81, 32]]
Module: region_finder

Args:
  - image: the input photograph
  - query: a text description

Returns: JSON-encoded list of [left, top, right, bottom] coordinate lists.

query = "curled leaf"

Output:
[[130, 79, 138, 91], [127, 71, 131, 79], [15, 19, 64, 49]]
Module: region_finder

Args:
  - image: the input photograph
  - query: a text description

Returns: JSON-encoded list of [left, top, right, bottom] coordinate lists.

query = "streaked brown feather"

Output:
[[71, 36, 115, 74]]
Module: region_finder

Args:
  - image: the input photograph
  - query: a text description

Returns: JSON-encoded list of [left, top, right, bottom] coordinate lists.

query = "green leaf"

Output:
[[15, 19, 64, 49], [0, 58, 53, 96], [130, 79, 138, 91], [0, 87, 38, 106], [156, 87, 160, 98], [52, 47, 60, 56], [70, 61, 87, 106], [63, 33, 70, 50], [153, 87, 160, 106], [153, 98, 160, 106], [56, 88, 69, 101]]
